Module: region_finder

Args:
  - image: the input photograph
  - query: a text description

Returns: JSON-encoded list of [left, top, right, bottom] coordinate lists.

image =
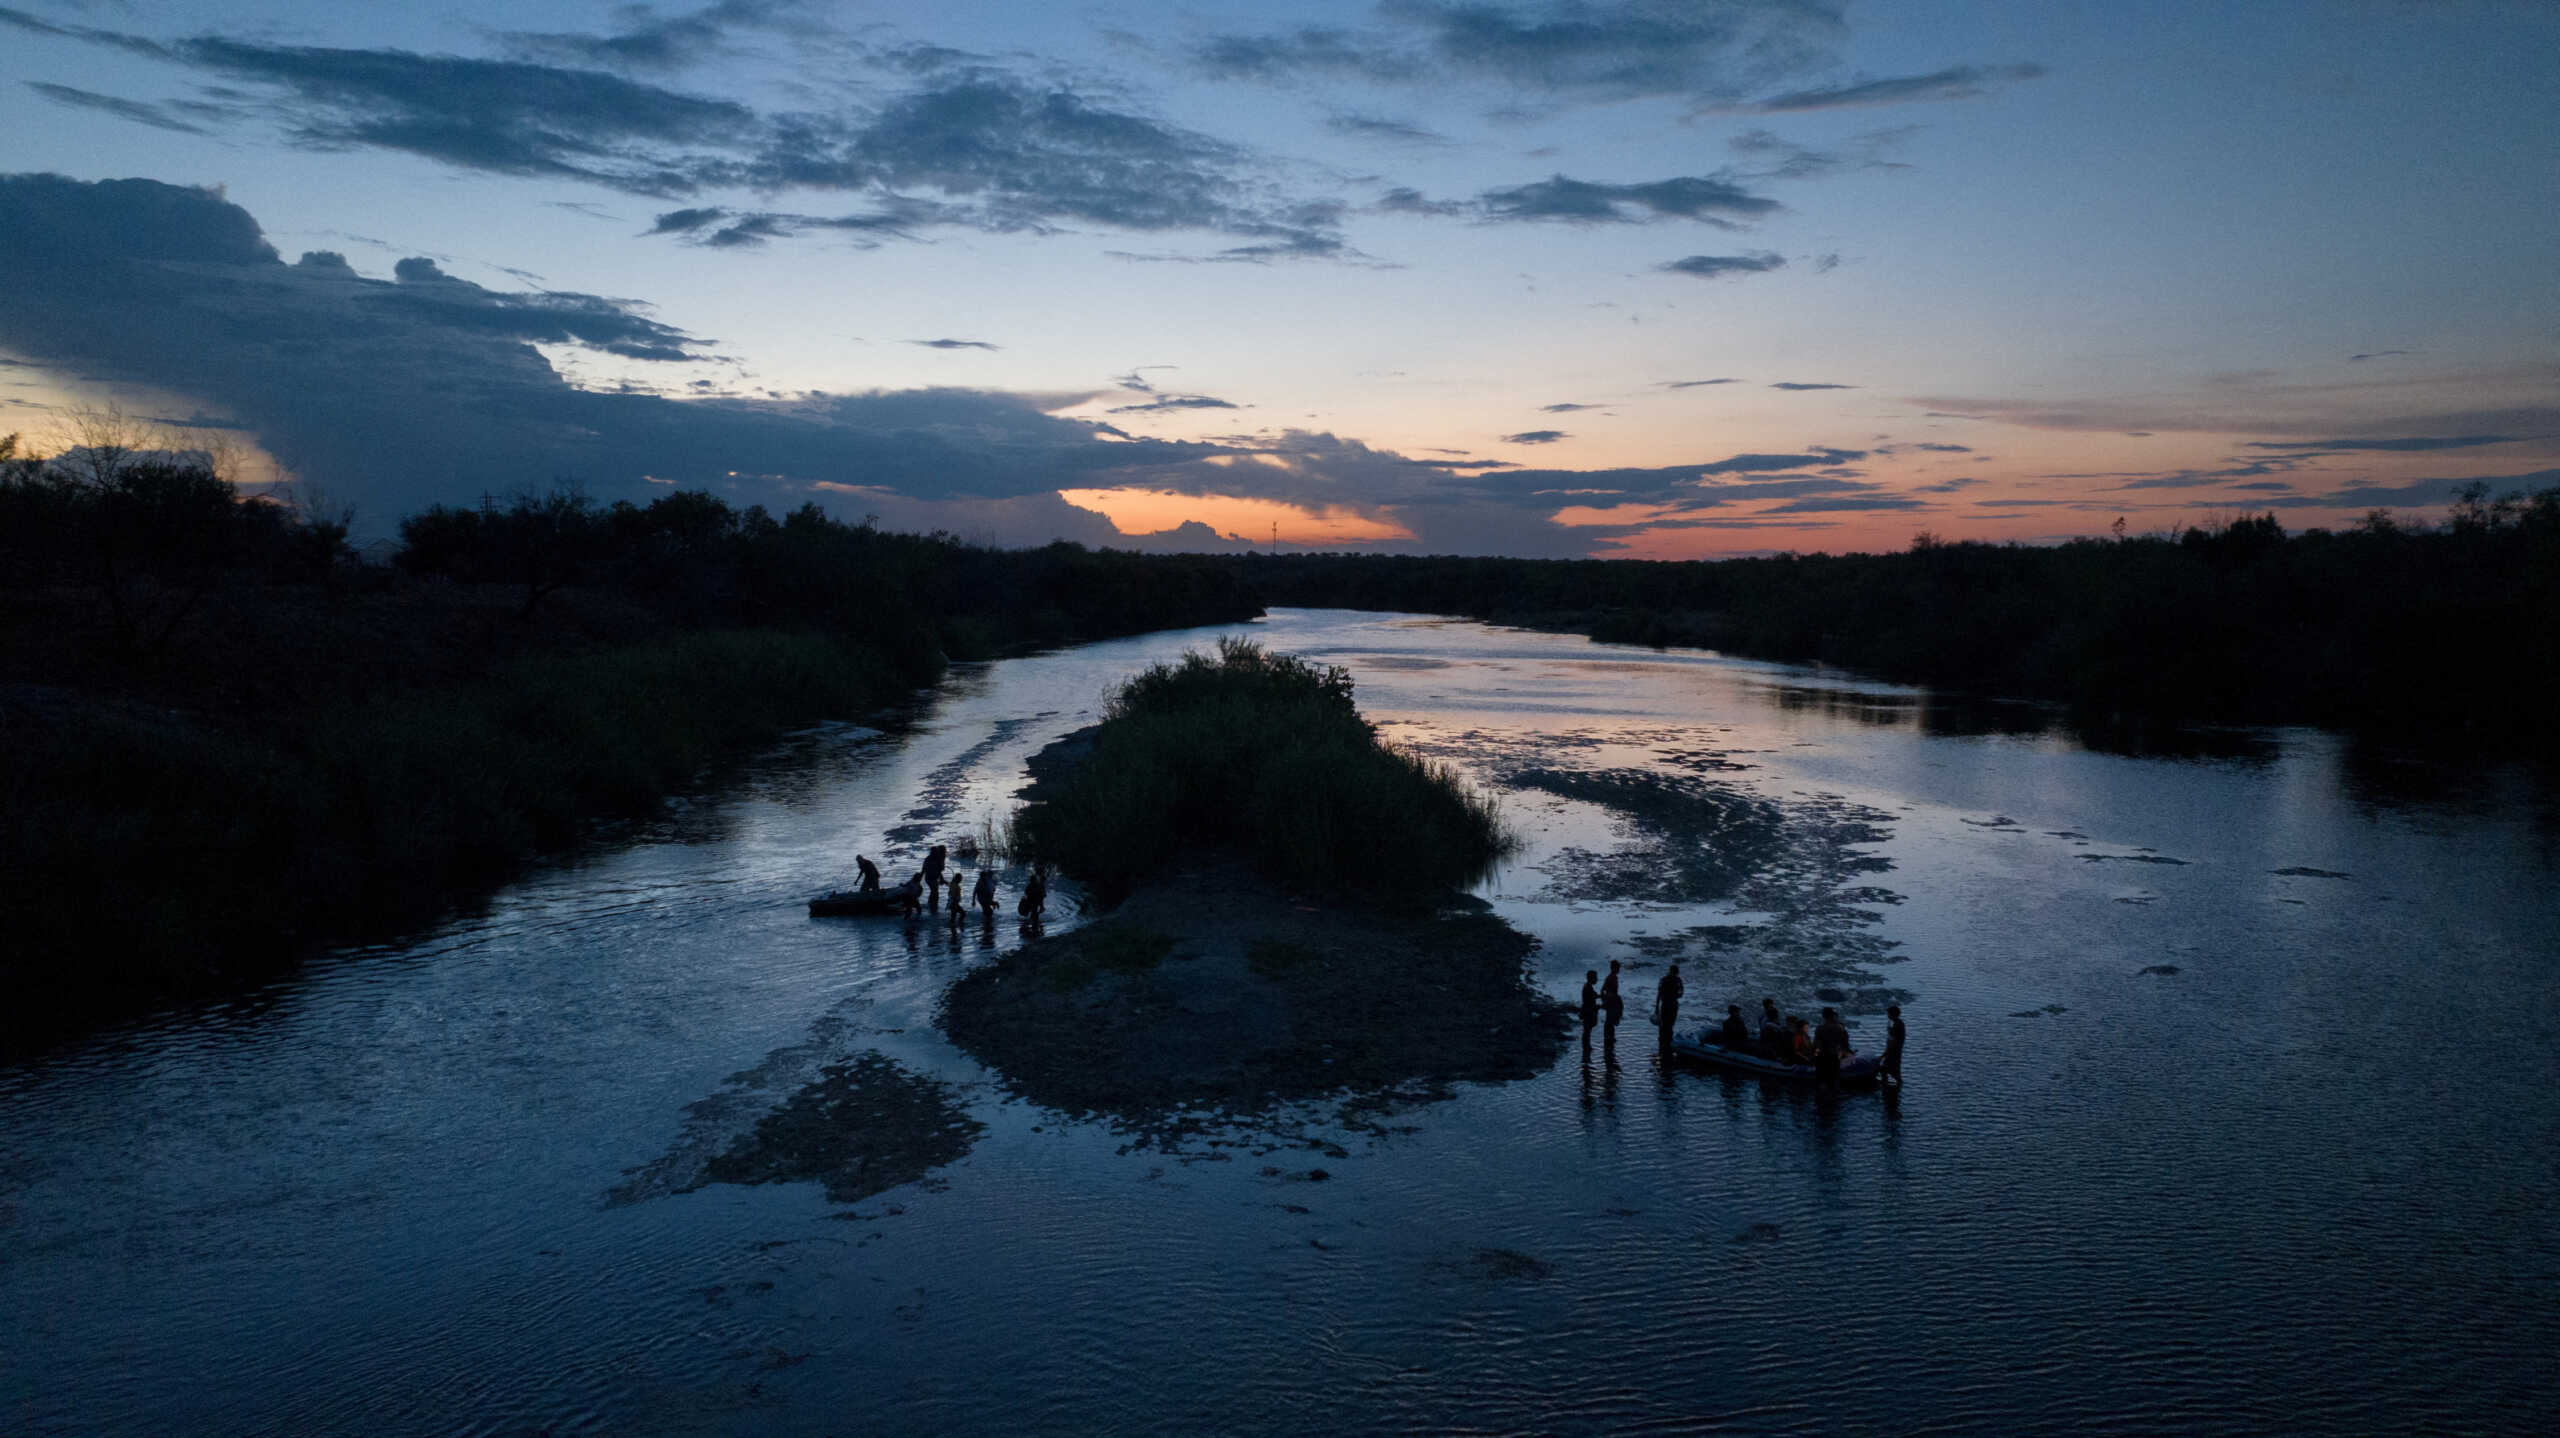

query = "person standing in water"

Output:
[[1813, 1006, 1851, 1087], [1018, 865, 1048, 921], [1580, 971, 1600, 1032], [1655, 963, 1684, 1050], [1880, 1004, 1907, 1086], [1601, 960, 1625, 1029], [921, 845, 948, 910], [974, 868, 998, 916]]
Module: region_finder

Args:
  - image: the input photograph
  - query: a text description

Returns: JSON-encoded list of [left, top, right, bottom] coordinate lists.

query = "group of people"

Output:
[[1579, 958, 1687, 1049], [853, 843, 1049, 922], [1705, 997, 1906, 1086], [1578, 958, 1906, 1087]]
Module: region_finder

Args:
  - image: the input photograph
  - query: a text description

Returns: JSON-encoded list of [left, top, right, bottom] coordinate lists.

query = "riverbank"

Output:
[[0, 479, 1263, 1051]]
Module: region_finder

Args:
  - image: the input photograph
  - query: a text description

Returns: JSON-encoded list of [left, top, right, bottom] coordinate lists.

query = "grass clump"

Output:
[[1011, 637, 1509, 900]]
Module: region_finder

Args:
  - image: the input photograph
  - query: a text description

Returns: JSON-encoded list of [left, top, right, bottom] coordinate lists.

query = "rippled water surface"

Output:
[[6, 610, 2556, 1435]]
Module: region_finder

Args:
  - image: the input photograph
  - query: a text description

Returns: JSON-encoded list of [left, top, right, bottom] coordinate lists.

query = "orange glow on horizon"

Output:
[[1059, 487, 1413, 544]]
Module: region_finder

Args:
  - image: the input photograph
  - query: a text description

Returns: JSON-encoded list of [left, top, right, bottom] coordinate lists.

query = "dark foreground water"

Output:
[[4, 611, 2555, 1435]]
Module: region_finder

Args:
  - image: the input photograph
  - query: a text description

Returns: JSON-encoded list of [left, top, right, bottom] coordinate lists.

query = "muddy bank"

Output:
[[694, 1052, 985, 1205], [940, 863, 1568, 1145]]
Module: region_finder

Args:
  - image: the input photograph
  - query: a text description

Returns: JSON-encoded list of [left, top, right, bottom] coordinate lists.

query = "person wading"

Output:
[[1654, 963, 1685, 1050], [1880, 1004, 1906, 1087], [1601, 960, 1625, 1030], [1813, 1007, 1850, 1085], [921, 845, 948, 911], [974, 868, 998, 916]]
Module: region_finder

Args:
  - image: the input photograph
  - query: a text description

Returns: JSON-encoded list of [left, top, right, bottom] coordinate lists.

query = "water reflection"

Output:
[[2, 608, 2554, 1438]]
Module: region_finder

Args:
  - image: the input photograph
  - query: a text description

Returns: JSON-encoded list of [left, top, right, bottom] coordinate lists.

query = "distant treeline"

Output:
[[0, 438, 1258, 1046], [1222, 486, 2560, 748]]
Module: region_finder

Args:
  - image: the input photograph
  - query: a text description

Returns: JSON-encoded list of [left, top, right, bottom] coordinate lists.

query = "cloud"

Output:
[[1770, 380, 1855, 390], [1504, 429, 1569, 444], [909, 337, 1000, 351], [5, 16, 1349, 254], [1106, 394, 1240, 414], [2348, 350, 2414, 362], [1723, 125, 1916, 179], [1660, 377, 1741, 389], [2264, 469, 2560, 511], [1190, 2, 1849, 107], [24, 81, 213, 134], [1540, 402, 1599, 413], [1742, 63, 2045, 113], [1324, 112, 1449, 144], [496, 0, 830, 74], [0, 173, 1224, 525], [1477, 173, 1778, 226], [2243, 435, 2517, 453], [1661, 250, 1785, 279]]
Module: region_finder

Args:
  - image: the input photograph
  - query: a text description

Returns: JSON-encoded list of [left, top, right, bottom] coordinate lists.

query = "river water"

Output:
[[4, 610, 2555, 1435]]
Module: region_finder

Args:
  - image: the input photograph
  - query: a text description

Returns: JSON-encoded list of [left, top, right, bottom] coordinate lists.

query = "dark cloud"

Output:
[[1374, 186, 1466, 217], [7, 16, 1347, 254], [1745, 63, 2045, 113], [1107, 394, 1240, 414], [909, 338, 1000, 351], [1758, 493, 1926, 514], [496, 1, 826, 74], [1660, 377, 1741, 389], [1504, 429, 1569, 444], [1770, 381, 1855, 390], [1324, 112, 1449, 144], [1191, 2, 1848, 106], [0, 173, 1221, 525], [2244, 435, 2518, 453], [1661, 250, 1784, 279], [24, 81, 212, 134], [1911, 442, 1972, 452], [1723, 125, 1915, 179], [1540, 402, 1598, 413], [1478, 173, 1778, 226], [2347, 350, 2414, 362], [2261, 470, 2560, 511]]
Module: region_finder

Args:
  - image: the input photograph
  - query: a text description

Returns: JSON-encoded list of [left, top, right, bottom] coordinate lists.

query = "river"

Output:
[[3, 609, 2554, 1435]]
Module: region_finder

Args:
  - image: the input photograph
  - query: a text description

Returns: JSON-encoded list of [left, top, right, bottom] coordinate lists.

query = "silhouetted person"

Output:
[[1880, 1004, 1907, 1087], [855, 854, 880, 892], [1601, 960, 1624, 1028], [974, 868, 998, 915], [947, 874, 965, 914], [1018, 865, 1048, 921], [1580, 970, 1600, 1029], [1758, 997, 1786, 1056], [895, 873, 924, 917], [1655, 963, 1684, 1049], [922, 845, 948, 910], [1787, 1016, 1815, 1065], [1813, 1006, 1850, 1087], [1718, 1004, 1750, 1048]]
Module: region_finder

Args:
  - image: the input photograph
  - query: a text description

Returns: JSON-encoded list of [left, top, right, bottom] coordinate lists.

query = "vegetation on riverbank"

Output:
[[1007, 637, 1509, 901], [0, 438, 1260, 1046], [1221, 486, 2560, 749]]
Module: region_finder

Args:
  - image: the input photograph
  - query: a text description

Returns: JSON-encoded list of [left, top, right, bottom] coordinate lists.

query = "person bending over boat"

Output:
[[974, 868, 998, 916], [1813, 1007, 1852, 1086], [1717, 1005, 1751, 1048], [856, 855, 881, 892], [895, 873, 925, 917]]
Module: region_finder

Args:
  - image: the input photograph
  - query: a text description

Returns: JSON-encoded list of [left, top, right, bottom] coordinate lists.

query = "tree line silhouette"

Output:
[[1221, 487, 2560, 750], [0, 434, 1258, 1047]]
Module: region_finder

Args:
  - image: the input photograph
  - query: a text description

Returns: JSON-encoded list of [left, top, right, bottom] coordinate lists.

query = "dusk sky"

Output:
[[3, 0, 2554, 556]]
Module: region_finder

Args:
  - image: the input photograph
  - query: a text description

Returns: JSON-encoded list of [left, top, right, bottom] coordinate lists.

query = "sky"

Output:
[[2, 1, 2554, 557]]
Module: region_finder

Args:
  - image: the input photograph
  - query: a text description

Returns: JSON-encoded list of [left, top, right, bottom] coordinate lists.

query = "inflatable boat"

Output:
[[1671, 1029, 1883, 1084]]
